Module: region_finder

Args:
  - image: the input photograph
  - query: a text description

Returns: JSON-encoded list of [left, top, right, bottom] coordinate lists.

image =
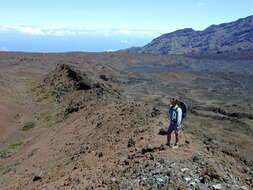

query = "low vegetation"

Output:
[[0, 142, 23, 159], [0, 150, 11, 159], [8, 142, 23, 149], [22, 121, 36, 131], [30, 81, 65, 129]]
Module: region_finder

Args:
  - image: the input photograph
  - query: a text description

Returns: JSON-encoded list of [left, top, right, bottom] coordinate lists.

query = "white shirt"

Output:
[[169, 105, 182, 127]]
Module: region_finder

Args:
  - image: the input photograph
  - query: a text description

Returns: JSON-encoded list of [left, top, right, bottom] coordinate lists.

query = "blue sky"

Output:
[[0, 0, 252, 52]]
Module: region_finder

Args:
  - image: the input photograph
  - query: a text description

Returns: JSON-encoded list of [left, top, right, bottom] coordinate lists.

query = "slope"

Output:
[[129, 15, 253, 55]]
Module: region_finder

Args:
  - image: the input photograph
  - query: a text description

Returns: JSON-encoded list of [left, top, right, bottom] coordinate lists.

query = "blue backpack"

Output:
[[169, 100, 189, 123], [177, 101, 188, 120]]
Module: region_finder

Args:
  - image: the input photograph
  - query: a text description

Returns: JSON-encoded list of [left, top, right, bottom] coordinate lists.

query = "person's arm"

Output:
[[177, 108, 182, 126], [168, 106, 172, 118]]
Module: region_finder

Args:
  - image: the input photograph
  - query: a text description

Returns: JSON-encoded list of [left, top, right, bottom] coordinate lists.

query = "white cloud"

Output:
[[0, 46, 8, 51], [120, 40, 129, 44], [0, 25, 44, 35], [0, 25, 162, 37], [106, 49, 116, 52]]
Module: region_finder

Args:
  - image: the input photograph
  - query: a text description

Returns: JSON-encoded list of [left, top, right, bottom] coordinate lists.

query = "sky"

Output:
[[0, 0, 252, 52]]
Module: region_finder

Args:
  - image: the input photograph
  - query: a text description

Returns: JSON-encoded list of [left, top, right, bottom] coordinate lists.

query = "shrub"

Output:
[[22, 121, 36, 131]]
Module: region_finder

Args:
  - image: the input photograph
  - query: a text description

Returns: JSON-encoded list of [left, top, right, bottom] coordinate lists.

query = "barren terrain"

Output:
[[0, 52, 252, 190]]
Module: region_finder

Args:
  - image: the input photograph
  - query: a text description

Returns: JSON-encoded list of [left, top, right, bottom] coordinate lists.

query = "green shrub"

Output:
[[8, 142, 23, 149], [0, 150, 11, 159], [2, 167, 12, 175], [22, 121, 36, 131]]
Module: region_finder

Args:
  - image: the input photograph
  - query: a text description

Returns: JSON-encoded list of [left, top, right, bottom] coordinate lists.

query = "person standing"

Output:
[[167, 98, 183, 148]]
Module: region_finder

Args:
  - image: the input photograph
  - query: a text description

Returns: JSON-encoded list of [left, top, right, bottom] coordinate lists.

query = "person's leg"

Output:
[[167, 123, 175, 146], [175, 132, 179, 145], [175, 124, 183, 146], [167, 130, 172, 146]]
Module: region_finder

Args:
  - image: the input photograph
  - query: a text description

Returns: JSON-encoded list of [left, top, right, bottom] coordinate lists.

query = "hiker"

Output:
[[166, 98, 183, 148]]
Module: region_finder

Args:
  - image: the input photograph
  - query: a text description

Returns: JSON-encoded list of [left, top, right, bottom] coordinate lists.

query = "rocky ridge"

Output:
[[127, 15, 253, 55]]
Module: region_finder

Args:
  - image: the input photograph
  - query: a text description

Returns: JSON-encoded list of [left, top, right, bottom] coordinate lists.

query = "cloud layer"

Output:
[[0, 25, 162, 37]]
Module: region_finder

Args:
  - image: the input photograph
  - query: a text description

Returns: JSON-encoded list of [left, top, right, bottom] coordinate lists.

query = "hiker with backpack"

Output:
[[166, 98, 188, 148]]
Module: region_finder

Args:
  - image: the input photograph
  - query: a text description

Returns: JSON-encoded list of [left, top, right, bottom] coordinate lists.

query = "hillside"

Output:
[[128, 15, 253, 55], [0, 52, 252, 189]]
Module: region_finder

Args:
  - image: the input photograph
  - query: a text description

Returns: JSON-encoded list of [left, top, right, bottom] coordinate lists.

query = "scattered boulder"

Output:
[[32, 175, 42, 182], [98, 152, 103, 158], [141, 144, 155, 154], [127, 138, 135, 148], [212, 184, 222, 190], [158, 144, 166, 151], [192, 155, 201, 163], [148, 107, 161, 117], [124, 159, 130, 165], [158, 128, 168, 136], [79, 144, 90, 154], [204, 164, 223, 181], [96, 122, 102, 128], [100, 74, 110, 81]]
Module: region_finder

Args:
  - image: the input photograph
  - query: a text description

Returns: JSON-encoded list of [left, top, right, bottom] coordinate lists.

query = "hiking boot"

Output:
[[166, 142, 172, 148], [173, 143, 179, 149]]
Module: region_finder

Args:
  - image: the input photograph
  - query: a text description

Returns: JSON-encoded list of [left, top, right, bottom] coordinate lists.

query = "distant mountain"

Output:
[[127, 15, 253, 55]]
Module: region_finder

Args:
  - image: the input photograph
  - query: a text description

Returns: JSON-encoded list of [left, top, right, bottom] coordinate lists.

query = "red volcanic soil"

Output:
[[0, 97, 22, 146], [0, 52, 252, 190]]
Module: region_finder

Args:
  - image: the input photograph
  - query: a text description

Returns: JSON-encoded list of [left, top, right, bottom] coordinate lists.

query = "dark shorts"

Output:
[[168, 123, 182, 134]]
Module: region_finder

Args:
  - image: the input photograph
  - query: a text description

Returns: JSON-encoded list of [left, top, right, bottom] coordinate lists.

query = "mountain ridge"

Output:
[[126, 15, 253, 55]]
